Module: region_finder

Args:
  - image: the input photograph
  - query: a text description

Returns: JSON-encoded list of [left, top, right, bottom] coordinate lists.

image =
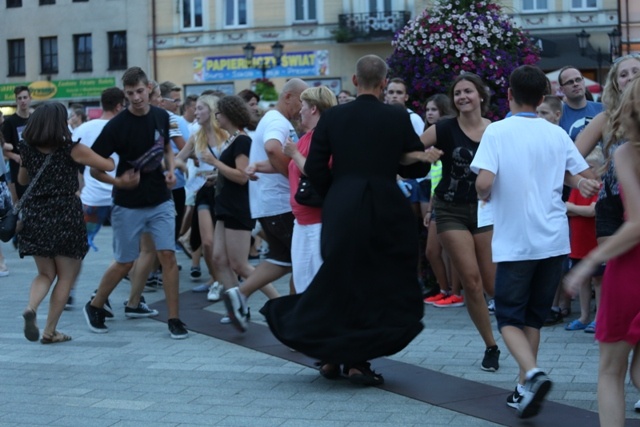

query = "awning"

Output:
[[532, 35, 604, 71]]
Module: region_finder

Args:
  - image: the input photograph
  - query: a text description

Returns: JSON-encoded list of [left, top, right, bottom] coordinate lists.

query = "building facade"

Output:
[[151, 0, 420, 98], [0, 0, 148, 109]]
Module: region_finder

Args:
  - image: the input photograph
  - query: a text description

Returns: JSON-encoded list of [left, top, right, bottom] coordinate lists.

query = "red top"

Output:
[[288, 129, 323, 225], [568, 188, 598, 259]]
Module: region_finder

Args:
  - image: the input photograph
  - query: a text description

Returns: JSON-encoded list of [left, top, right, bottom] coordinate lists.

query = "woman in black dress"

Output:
[[19, 103, 115, 344]]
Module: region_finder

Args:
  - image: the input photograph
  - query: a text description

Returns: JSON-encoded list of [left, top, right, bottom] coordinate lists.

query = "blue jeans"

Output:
[[495, 255, 567, 330]]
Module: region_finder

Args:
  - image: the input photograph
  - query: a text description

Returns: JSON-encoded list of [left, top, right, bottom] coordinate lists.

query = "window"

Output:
[[571, 0, 597, 8], [182, 0, 203, 29], [225, 0, 247, 27], [108, 31, 127, 70], [7, 39, 25, 76], [522, 0, 548, 11], [6, 0, 22, 7], [39, 0, 55, 4], [74, 34, 92, 72], [40, 37, 58, 74], [294, 0, 316, 21]]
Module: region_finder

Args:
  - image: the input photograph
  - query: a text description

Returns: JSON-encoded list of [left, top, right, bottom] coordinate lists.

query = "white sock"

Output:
[[525, 368, 542, 380], [516, 383, 525, 394]]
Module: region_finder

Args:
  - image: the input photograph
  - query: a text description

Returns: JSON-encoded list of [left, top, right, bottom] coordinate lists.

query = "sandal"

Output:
[[315, 361, 341, 380], [40, 331, 72, 344], [22, 308, 39, 342], [346, 362, 384, 386], [565, 319, 588, 331], [585, 321, 596, 334]]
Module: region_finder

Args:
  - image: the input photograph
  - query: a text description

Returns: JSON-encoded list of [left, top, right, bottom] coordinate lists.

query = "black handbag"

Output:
[[0, 152, 54, 242], [294, 175, 323, 207], [0, 207, 18, 242]]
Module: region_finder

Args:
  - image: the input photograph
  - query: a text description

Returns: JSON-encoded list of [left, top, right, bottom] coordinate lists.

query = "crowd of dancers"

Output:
[[2, 53, 640, 425]]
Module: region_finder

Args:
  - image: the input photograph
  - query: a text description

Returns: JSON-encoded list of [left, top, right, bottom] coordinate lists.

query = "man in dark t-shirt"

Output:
[[83, 67, 188, 339], [1, 85, 31, 201]]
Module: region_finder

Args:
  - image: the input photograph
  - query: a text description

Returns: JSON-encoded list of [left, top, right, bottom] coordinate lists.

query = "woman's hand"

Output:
[[283, 138, 298, 158]]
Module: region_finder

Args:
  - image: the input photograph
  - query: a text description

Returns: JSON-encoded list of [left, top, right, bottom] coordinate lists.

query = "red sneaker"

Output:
[[424, 292, 448, 305], [434, 294, 465, 308]]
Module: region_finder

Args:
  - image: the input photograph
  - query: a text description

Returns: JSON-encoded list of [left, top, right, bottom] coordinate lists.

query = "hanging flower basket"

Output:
[[387, 0, 540, 120], [252, 78, 279, 102]]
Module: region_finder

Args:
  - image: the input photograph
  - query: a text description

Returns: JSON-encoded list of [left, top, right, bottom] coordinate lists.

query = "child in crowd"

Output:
[[471, 65, 598, 418], [564, 147, 604, 333]]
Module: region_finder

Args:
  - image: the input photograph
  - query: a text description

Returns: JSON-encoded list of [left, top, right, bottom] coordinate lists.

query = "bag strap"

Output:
[[14, 152, 54, 213]]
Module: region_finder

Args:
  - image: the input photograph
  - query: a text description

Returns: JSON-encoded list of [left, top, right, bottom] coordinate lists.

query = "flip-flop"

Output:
[[565, 319, 588, 331], [40, 331, 72, 344], [22, 309, 39, 342], [584, 321, 596, 334]]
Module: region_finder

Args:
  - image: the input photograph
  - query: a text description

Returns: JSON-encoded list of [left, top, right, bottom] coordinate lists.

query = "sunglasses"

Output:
[[561, 76, 584, 87]]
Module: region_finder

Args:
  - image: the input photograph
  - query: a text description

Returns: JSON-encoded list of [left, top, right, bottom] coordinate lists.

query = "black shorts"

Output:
[[258, 212, 294, 267], [595, 195, 623, 239]]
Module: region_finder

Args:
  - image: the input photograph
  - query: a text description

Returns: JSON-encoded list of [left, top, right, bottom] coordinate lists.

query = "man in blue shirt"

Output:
[[557, 66, 603, 141]]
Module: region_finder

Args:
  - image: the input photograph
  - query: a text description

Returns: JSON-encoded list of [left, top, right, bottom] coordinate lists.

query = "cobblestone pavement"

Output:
[[1, 228, 639, 426]]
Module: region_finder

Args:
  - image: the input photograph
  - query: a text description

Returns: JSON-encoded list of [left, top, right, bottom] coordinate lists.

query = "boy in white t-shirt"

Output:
[[470, 65, 600, 419]]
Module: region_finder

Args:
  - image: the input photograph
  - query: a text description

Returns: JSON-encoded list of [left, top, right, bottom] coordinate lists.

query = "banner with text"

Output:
[[194, 50, 329, 82], [0, 77, 116, 102]]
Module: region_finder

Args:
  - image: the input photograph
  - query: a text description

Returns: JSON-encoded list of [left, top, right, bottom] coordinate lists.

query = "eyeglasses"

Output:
[[561, 76, 584, 87], [162, 98, 180, 104]]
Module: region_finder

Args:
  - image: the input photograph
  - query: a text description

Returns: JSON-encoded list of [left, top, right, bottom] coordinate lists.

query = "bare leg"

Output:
[[598, 341, 632, 427], [27, 256, 57, 312], [42, 256, 82, 336], [238, 261, 290, 299], [91, 261, 133, 308], [157, 249, 180, 319], [198, 209, 217, 282], [439, 229, 496, 348], [127, 233, 156, 307], [426, 220, 449, 293], [501, 325, 541, 384]]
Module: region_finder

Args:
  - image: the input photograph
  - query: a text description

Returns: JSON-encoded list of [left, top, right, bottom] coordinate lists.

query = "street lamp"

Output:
[[242, 41, 285, 79], [576, 28, 621, 85]]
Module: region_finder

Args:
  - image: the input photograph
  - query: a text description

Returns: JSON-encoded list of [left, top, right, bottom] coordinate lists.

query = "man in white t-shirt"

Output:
[[69, 87, 126, 311], [471, 65, 599, 420], [223, 78, 309, 332]]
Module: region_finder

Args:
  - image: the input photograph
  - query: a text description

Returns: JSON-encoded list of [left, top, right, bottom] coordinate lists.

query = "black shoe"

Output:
[[168, 318, 188, 339], [83, 302, 108, 334], [543, 309, 563, 326], [91, 290, 114, 319], [125, 301, 159, 318], [481, 346, 500, 372], [64, 295, 74, 311], [346, 362, 384, 386], [518, 372, 552, 418], [507, 386, 523, 409]]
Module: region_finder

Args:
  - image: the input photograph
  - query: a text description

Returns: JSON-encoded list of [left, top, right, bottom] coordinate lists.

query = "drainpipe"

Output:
[[152, 0, 158, 80]]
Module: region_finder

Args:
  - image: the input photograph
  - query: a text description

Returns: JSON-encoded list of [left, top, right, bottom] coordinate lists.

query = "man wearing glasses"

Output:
[[557, 66, 603, 141]]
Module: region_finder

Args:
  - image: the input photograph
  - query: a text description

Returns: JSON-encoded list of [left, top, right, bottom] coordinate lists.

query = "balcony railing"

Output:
[[337, 11, 411, 43]]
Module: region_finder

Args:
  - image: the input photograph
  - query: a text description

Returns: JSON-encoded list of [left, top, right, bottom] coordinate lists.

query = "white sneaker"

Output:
[[223, 287, 249, 332], [207, 282, 222, 301], [635, 399, 640, 412]]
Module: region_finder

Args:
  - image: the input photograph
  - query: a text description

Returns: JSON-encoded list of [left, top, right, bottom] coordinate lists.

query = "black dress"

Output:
[[18, 141, 88, 260], [261, 95, 429, 364]]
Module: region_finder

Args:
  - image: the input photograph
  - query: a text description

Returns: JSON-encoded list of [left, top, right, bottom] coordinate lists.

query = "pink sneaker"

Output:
[[424, 292, 448, 305], [434, 294, 465, 308]]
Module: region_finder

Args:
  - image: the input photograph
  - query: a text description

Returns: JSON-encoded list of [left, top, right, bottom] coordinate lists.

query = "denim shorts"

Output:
[[494, 255, 567, 330], [111, 199, 175, 263]]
